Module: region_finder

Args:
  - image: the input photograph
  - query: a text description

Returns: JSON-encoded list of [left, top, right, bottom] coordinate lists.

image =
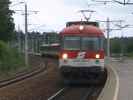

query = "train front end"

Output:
[[59, 22, 105, 83]]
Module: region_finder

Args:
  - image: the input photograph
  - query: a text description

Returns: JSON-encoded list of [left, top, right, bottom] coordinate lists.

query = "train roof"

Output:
[[59, 25, 104, 37], [66, 21, 99, 27]]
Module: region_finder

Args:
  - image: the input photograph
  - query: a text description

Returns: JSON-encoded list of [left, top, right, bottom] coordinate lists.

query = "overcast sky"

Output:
[[10, 0, 133, 37]]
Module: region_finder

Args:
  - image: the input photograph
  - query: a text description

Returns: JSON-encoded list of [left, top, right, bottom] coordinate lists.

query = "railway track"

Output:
[[47, 85, 103, 100], [0, 54, 48, 88], [0, 62, 46, 88], [0, 54, 60, 89]]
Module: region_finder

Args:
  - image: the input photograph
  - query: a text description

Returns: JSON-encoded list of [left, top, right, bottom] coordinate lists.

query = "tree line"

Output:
[[0, 0, 14, 42], [110, 37, 133, 56]]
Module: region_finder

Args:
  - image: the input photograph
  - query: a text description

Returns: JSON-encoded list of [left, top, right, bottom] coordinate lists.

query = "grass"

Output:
[[0, 40, 31, 80], [125, 52, 133, 59]]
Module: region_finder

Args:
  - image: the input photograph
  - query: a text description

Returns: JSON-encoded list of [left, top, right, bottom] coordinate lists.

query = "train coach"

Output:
[[58, 21, 106, 84], [40, 43, 60, 57]]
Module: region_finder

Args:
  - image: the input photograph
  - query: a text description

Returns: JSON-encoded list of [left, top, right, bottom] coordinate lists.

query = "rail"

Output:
[[47, 86, 103, 100], [0, 62, 46, 88]]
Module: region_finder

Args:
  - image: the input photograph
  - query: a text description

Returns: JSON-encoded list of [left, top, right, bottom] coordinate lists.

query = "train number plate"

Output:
[[73, 59, 88, 62]]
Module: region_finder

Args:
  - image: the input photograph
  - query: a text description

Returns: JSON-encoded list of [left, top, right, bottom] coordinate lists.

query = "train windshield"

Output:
[[63, 36, 103, 51], [81, 37, 99, 51], [63, 36, 80, 50]]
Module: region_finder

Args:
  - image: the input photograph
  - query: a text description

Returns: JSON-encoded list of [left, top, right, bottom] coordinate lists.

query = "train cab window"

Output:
[[63, 36, 80, 50], [81, 37, 99, 51], [99, 38, 104, 49]]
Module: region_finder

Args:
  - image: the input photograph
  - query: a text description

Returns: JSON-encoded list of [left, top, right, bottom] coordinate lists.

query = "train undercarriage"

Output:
[[60, 66, 107, 85]]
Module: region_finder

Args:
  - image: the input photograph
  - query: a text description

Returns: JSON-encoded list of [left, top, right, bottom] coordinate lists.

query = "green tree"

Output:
[[127, 38, 133, 53], [110, 38, 121, 54], [0, 0, 15, 42]]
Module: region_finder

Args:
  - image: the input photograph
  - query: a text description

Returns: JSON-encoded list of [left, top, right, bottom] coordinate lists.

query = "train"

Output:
[[40, 43, 60, 57], [58, 21, 106, 84]]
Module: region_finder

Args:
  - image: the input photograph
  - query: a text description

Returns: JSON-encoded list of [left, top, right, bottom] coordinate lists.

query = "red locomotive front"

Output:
[[59, 21, 105, 83]]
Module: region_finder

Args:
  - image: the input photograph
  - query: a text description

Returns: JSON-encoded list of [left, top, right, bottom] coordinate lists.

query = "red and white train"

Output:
[[59, 21, 105, 83]]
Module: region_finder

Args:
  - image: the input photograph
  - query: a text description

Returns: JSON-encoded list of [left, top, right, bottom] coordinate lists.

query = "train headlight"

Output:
[[79, 25, 84, 30], [95, 54, 100, 59], [62, 53, 68, 59]]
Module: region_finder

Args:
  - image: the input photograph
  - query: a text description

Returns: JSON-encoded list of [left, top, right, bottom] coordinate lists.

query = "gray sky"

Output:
[[10, 0, 133, 37]]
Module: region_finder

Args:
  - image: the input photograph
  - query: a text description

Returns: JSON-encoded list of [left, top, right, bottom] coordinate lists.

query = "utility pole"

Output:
[[18, 25, 21, 53], [106, 17, 110, 58], [13, 2, 39, 66], [25, 3, 28, 66], [97, 18, 123, 59]]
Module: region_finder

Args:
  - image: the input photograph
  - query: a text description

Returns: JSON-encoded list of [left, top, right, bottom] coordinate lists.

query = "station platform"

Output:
[[111, 59, 133, 100]]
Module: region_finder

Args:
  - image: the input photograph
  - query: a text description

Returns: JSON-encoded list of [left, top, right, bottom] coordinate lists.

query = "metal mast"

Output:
[[106, 17, 110, 58], [25, 3, 28, 66]]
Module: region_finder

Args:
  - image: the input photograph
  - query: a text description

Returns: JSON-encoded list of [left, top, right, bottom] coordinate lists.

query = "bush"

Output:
[[126, 52, 133, 58], [0, 40, 25, 72], [0, 41, 10, 59]]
